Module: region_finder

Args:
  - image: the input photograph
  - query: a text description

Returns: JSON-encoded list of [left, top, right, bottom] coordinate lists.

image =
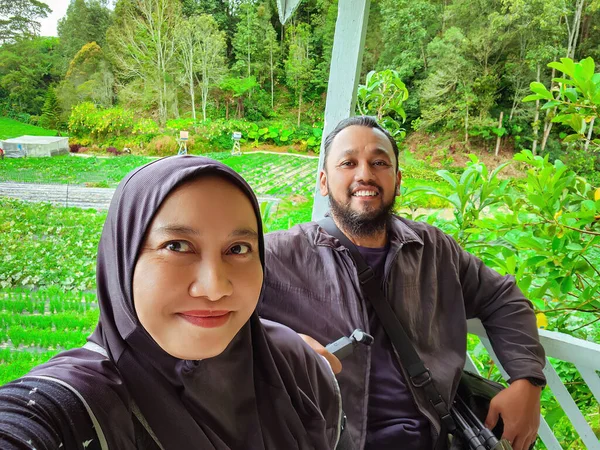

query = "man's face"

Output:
[[319, 125, 401, 236]]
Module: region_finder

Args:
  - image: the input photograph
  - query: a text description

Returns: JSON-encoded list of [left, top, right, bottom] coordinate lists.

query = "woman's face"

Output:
[[132, 175, 263, 360]]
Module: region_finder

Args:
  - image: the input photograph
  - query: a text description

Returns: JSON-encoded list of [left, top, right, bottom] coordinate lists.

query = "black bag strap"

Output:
[[318, 217, 455, 432]]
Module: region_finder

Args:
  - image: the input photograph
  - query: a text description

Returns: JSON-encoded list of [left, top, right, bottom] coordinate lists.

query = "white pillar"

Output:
[[311, 0, 371, 221]]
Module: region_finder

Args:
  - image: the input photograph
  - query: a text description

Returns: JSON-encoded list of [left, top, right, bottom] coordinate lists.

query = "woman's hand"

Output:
[[298, 334, 343, 374]]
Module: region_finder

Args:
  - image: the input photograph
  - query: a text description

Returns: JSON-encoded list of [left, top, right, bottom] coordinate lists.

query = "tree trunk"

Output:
[[584, 117, 595, 152], [247, 9, 251, 78], [173, 88, 179, 118], [541, 65, 558, 152], [270, 43, 274, 109], [200, 65, 208, 121], [464, 103, 469, 145], [190, 82, 196, 121], [297, 89, 302, 127], [541, 121, 553, 152], [509, 79, 523, 121], [567, 0, 585, 58], [202, 84, 208, 121], [532, 64, 541, 156], [494, 111, 504, 156]]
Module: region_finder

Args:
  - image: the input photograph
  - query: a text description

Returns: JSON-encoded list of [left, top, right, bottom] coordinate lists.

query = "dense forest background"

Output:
[[1, 0, 600, 177]]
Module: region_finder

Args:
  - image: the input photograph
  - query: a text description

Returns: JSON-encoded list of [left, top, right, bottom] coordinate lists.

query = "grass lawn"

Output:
[[0, 117, 58, 140]]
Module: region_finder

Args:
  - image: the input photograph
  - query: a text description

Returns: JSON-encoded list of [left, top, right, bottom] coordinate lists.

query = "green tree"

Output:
[[377, 0, 441, 79], [0, 36, 62, 115], [57, 0, 113, 66], [181, 0, 240, 61], [417, 27, 479, 143], [0, 0, 50, 44], [232, 1, 261, 79], [56, 42, 114, 120], [40, 86, 62, 129], [175, 14, 227, 121], [107, 0, 182, 126], [231, 1, 276, 89], [285, 23, 314, 126], [218, 76, 259, 119]]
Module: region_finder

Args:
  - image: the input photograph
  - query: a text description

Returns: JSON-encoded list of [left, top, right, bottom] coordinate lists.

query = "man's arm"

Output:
[[450, 236, 545, 450], [451, 236, 545, 382]]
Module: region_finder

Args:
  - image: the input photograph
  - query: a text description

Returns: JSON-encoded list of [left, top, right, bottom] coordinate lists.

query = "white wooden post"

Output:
[[311, 0, 371, 221], [467, 319, 600, 449]]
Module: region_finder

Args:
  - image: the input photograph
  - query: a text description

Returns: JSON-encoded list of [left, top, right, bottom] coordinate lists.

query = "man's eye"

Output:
[[165, 241, 193, 252], [229, 243, 251, 255], [373, 160, 389, 166], [340, 161, 354, 167]]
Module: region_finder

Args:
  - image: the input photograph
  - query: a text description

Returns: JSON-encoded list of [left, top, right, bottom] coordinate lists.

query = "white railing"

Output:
[[466, 319, 600, 449]]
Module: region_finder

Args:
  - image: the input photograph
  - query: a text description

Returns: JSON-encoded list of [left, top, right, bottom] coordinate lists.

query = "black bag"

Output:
[[318, 218, 510, 450], [458, 371, 505, 436]]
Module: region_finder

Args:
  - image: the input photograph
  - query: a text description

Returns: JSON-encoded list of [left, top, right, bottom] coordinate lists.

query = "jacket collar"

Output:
[[313, 214, 424, 249]]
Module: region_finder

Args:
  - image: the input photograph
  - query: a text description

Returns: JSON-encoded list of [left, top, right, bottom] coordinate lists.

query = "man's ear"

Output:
[[319, 170, 328, 196], [395, 171, 402, 196]]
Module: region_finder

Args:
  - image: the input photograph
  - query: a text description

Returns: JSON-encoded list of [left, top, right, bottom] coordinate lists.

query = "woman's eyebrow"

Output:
[[152, 225, 258, 240], [228, 228, 259, 240], [153, 225, 201, 236]]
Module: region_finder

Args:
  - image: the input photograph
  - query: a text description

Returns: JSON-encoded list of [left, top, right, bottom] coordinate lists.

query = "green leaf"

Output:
[[578, 57, 595, 81], [541, 100, 561, 110], [553, 78, 576, 87], [563, 88, 578, 102], [548, 58, 576, 78], [562, 134, 583, 143], [560, 276, 574, 294], [529, 82, 553, 100]]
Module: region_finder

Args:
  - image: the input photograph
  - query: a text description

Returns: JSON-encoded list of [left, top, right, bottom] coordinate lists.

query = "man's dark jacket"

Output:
[[258, 216, 546, 449]]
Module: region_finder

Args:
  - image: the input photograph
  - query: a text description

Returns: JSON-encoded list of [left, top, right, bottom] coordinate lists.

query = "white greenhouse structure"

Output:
[[0, 135, 69, 158]]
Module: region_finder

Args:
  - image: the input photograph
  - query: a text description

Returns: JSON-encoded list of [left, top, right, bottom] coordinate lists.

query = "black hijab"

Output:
[[28, 156, 341, 449]]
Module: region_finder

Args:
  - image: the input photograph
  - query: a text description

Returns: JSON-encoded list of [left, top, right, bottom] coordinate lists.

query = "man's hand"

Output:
[[485, 379, 542, 450], [298, 333, 342, 374]]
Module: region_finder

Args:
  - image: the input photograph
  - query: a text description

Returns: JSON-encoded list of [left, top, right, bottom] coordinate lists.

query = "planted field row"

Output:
[[0, 289, 99, 383], [0, 198, 104, 290], [0, 152, 318, 199]]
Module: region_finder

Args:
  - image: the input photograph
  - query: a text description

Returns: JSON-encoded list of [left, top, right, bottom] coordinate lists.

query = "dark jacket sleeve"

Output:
[[447, 235, 546, 383], [0, 378, 102, 450], [260, 319, 344, 449]]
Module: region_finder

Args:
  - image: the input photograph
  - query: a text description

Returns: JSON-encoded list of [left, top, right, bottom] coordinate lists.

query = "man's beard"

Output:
[[328, 182, 396, 239]]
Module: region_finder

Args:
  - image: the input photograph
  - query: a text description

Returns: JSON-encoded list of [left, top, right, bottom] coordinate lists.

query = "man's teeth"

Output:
[[353, 191, 378, 197]]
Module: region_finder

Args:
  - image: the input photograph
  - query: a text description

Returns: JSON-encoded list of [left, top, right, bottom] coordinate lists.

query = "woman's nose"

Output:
[[188, 259, 233, 301]]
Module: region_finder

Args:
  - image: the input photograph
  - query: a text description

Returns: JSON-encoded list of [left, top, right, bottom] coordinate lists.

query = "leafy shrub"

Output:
[[69, 102, 158, 141], [69, 144, 81, 153], [142, 135, 177, 156]]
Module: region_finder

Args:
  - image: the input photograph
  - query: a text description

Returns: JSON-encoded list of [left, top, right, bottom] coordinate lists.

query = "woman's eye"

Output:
[[165, 241, 193, 253], [229, 243, 251, 255]]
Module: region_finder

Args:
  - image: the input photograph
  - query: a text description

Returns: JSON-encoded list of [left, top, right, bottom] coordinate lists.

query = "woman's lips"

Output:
[[177, 310, 232, 328]]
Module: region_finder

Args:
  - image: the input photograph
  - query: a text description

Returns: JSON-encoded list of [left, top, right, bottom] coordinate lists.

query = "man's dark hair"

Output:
[[322, 116, 399, 171]]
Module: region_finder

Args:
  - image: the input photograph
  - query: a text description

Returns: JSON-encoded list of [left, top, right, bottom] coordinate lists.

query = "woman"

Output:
[[0, 156, 346, 449]]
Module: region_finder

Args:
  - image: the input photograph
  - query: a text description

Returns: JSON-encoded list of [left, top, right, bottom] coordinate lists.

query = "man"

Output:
[[258, 116, 546, 450]]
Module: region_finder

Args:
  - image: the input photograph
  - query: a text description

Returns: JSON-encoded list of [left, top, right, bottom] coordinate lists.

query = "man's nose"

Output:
[[355, 162, 375, 182]]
